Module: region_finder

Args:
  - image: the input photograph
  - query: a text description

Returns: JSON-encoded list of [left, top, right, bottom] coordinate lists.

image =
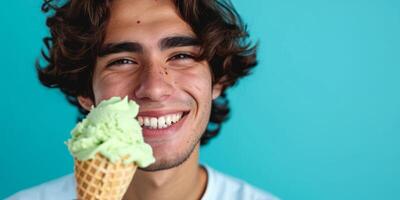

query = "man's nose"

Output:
[[134, 64, 173, 102]]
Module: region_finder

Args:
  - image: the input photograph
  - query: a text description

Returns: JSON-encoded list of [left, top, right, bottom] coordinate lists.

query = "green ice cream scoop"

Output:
[[66, 96, 155, 167]]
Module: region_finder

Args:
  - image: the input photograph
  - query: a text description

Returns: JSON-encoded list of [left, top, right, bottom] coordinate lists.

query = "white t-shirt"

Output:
[[6, 165, 279, 200]]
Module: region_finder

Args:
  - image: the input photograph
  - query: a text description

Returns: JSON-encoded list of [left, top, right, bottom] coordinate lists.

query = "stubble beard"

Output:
[[139, 131, 203, 172]]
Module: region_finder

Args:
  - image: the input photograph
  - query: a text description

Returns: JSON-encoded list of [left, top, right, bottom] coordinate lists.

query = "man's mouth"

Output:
[[137, 112, 188, 129]]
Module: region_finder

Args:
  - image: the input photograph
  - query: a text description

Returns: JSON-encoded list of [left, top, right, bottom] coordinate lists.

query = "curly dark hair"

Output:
[[38, 0, 257, 145]]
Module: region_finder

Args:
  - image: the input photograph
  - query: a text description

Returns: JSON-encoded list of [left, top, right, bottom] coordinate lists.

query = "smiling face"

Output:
[[78, 0, 221, 171]]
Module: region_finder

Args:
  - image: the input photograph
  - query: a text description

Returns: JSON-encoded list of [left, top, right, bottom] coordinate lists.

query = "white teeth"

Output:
[[137, 112, 184, 129], [144, 117, 150, 126], [138, 117, 144, 126], [172, 114, 178, 122], [150, 117, 157, 129], [166, 115, 172, 125], [171, 115, 176, 123], [158, 116, 166, 129]]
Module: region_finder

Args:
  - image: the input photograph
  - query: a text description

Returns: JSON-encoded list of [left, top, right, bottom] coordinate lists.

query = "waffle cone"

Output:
[[74, 153, 137, 200]]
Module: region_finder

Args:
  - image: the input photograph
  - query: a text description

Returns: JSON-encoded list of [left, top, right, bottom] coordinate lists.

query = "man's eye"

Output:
[[168, 53, 195, 61], [107, 59, 137, 67]]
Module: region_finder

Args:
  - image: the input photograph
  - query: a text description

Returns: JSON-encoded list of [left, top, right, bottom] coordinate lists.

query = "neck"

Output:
[[124, 144, 207, 200]]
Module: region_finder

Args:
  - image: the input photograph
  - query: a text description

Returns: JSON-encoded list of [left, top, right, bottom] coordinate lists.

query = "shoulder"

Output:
[[202, 165, 280, 200], [5, 174, 76, 200]]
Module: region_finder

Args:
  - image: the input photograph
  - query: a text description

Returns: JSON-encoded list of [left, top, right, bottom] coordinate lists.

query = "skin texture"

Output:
[[78, 0, 222, 199]]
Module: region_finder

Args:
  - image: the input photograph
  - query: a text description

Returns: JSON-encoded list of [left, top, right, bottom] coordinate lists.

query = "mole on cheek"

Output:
[[136, 20, 141, 24], [163, 67, 168, 75]]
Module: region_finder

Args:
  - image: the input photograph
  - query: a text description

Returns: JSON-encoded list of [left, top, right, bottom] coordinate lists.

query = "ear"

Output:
[[77, 96, 94, 111], [212, 83, 224, 100]]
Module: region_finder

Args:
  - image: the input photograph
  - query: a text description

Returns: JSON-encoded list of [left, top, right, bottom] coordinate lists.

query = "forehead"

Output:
[[105, 0, 196, 44]]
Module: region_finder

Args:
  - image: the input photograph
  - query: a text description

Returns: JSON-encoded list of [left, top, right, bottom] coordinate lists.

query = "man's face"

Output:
[[79, 0, 221, 171]]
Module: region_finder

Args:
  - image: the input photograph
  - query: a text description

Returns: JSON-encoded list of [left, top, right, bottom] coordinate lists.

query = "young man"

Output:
[[8, 0, 279, 199]]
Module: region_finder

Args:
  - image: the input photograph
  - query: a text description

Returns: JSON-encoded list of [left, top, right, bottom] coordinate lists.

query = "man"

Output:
[[8, 0, 279, 199]]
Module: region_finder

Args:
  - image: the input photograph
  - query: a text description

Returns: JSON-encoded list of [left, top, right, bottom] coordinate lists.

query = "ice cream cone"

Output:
[[74, 153, 137, 200], [67, 97, 154, 199]]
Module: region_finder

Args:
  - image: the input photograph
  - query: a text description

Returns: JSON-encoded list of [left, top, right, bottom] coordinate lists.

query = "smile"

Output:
[[138, 112, 186, 129]]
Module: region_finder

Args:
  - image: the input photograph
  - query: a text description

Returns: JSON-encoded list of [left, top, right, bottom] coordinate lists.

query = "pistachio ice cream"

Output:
[[66, 96, 155, 167]]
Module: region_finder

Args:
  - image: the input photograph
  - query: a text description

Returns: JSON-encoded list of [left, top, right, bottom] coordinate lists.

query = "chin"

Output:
[[140, 139, 200, 172]]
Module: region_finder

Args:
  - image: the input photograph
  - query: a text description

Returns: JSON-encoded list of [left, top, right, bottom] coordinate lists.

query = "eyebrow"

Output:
[[98, 36, 200, 57], [98, 42, 143, 57], [159, 36, 200, 50]]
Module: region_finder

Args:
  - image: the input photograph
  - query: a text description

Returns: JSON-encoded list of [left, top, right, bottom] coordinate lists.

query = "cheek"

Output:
[[175, 68, 213, 101]]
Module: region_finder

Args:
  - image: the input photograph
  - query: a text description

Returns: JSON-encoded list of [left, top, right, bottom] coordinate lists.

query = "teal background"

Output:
[[1, 0, 399, 199]]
